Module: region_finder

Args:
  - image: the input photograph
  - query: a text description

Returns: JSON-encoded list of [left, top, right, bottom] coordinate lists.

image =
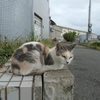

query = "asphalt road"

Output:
[[68, 45, 100, 100]]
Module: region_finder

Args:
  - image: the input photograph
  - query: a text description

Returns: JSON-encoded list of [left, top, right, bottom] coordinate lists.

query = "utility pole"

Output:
[[86, 0, 92, 43]]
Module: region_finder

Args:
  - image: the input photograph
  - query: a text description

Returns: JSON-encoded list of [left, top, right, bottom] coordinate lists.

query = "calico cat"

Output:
[[9, 42, 76, 76]]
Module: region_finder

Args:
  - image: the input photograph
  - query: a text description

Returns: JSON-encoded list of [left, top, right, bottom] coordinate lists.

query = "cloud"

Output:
[[50, 0, 100, 35]]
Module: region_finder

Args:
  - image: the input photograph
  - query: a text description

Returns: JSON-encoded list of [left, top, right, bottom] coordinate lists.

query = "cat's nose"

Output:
[[66, 62, 69, 64]]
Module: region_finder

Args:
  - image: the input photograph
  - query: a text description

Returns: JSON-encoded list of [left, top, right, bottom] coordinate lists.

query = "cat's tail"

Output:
[[29, 66, 55, 76]]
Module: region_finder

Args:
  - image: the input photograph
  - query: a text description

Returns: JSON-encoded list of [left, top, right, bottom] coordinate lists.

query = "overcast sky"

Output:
[[50, 0, 100, 35]]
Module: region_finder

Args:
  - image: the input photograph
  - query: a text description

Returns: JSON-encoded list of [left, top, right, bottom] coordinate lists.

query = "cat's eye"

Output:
[[62, 55, 66, 59], [69, 57, 73, 59]]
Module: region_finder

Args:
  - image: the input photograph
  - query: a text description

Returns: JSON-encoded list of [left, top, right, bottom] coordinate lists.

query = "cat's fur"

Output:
[[9, 42, 76, 76]]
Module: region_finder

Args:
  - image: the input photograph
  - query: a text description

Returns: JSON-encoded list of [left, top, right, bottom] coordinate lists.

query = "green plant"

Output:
[[26, 31, 35, 42], [34, 33, 43, 41], [63, 31, 76, 42], [40, 39, 54, 48], [91, 42, 100, 47], [80, 42, 100, 51], [0, 34, 54, 66], [27, 31, 44, 42], [0, 37, 23, 66]]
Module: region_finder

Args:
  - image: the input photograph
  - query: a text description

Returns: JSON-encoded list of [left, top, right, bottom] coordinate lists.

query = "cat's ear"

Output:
[[56, 43, 62, 50], [67, 43, 76, 51]]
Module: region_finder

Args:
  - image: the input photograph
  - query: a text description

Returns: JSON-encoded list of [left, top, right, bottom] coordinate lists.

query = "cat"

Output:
[[8, 41, 76, 76]]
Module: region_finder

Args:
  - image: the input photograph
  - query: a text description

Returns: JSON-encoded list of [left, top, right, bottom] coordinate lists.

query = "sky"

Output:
[[50, 0, 100, 35]]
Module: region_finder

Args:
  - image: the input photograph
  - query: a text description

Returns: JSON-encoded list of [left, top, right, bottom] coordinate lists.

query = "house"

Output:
[[50, 25, 98, 43], [97, 35, 100, 40], [0, 0, 50, 40], [50, 25, 62, 39], [77, 33, 98, 43]]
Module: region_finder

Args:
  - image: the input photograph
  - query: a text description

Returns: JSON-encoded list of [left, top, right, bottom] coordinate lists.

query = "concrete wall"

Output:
[[50, 25, 62, 39], [97, 35, 100, 40], [43, 69, 74, 100], [0, 67, 74, 100], [0, 0, 50, 40], [0, 0, 34, 40], [76, 33, 98, 43], [50, 25, 87, 40], [50, 25, 98, 42], [34, 0, 50, 38]]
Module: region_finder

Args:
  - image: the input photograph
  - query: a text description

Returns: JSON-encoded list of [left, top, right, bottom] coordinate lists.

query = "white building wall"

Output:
[[91, 34, 97, 40], [50, 25, 62, 39], [50, 25, 98, 42], [34, 0, 50, 38], [0, 0, 34, 40], [0, 0, 50, 40]]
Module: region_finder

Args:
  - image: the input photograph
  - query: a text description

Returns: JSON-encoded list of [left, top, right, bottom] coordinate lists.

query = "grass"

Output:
[[80, 42, 100, 50], [0, 39, 23, 66], [40, 39, 54, 48], [0, 34, 54, 67]]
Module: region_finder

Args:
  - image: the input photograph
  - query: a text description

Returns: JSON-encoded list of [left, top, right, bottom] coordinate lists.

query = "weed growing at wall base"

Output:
[[80, 42, 100, 50], [0, 37, 23, 66], [0, 35, 54, 66]]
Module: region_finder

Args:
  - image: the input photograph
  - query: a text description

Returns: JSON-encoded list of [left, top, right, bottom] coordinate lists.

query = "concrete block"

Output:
[[0, 73, 3, 78], [23, 76, 33, 81], [0, 73, 13, 82], [7, 82, 20, 100], [20, 76, 33, 100], [33, 75, 42, 100], [0, 82, 8, 100], [20, 81, 33, 100], [11, 75, 22, 82], [0, 66, 8, 73], [43, 69, 74, 100]]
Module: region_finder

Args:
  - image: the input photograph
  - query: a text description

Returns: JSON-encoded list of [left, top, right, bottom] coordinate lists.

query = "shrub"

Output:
[[63, 31, 76, 42], [92, 42, 100, 47]]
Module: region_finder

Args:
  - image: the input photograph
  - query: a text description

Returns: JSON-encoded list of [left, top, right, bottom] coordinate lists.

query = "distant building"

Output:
[[77, 34, 97, 43], [0, 0, 50, 40], [97, 35, 100, 40], [50, 25, 98, 43], [50, 25, 62, 40]]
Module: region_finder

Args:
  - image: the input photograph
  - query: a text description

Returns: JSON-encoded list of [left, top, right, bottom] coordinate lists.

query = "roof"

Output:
[[57, 25, 97, 35]]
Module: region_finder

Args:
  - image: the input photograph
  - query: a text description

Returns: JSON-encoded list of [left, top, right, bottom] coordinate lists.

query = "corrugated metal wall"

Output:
[[34, 0, 50, 39], [0, 0, 34, 40]]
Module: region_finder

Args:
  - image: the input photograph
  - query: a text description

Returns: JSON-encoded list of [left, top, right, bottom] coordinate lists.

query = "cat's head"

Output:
[[55, 42, 76, 65]]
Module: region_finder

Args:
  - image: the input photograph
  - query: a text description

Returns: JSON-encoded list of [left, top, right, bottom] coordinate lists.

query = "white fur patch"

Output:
[[19, 42, 39, 48]]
